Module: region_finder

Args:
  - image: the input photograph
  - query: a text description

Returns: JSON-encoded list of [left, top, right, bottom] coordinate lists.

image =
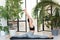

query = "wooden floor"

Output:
[[0, 36, 60, 40], [0, 32, 60, 40]]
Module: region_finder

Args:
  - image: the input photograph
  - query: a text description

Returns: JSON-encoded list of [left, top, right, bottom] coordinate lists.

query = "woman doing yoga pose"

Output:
[[23, 9, 35, 32]]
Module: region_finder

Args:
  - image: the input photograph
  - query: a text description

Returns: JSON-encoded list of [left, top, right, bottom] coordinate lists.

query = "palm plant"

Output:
[[33, 0, 60, 29], [51, 8, 60, 29]]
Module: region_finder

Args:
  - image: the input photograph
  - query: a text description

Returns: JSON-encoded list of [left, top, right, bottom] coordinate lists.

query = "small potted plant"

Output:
[[0, 26, 5, 36], [0, 26, 2, 31], [4, 26, 9, 35], [0, 26, 2, 36]]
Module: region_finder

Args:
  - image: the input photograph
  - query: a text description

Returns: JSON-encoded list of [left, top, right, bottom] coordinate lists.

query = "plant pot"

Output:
[[9, 30, 16, 36], [5, 31, 9, 35], [58, 29, 60, 34], [0, 31, 5, 36], [51, 30, 59, 36]]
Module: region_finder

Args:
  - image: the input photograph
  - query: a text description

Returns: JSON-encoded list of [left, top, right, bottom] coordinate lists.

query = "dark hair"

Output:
[[28, 19, 29, 22]]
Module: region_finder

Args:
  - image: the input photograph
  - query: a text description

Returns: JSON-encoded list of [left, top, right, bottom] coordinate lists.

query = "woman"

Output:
[[23, 9, 35, 32]]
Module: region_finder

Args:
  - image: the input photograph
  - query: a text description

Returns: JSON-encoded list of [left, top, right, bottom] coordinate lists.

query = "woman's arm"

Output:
[[23, 9, 32, 19], [23, 9, 33, 28]]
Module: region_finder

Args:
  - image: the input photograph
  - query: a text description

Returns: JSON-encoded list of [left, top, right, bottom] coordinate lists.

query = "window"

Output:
[[0, 0, 52, 32]]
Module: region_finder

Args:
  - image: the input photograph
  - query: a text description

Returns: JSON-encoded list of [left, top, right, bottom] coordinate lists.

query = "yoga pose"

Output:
[[23, 9, 35, 32]]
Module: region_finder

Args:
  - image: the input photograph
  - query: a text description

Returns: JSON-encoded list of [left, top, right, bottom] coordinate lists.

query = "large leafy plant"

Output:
[[44, 7, 60, 28], [33, 0, 60, 27], [51, 8, 60, 28], [0, 0, 23, 31], [0, 0, 23, 20], [4, 26, 9, 34]]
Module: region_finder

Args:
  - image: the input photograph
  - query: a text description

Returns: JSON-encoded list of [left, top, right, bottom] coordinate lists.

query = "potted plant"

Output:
[[0, 0, 23, 36], [33, 0, 60, 31], [51, 8, 60, 36], [4, 26, 9, 35], [0, 26, 6, 36]]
